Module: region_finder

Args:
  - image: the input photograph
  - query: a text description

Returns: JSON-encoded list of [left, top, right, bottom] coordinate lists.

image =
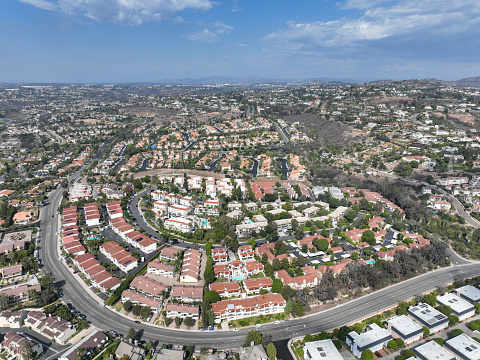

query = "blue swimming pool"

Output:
[[365, 259, 376, 265], [233, 276, 245, 281]]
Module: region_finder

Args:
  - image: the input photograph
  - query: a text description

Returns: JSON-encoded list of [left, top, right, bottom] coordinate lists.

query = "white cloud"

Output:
[[183, 21, 234, 42], [264, 0, 480, 52], [18, 0, 213, 25], [183, 29, 219, 42], [19, 0, 57, 11]]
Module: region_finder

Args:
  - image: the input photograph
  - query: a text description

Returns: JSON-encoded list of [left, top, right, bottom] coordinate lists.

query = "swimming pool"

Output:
[[365, 259, 376, 265], [233, 276, 245, 281]]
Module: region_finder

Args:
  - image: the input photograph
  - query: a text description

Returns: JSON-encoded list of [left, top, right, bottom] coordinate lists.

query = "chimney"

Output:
[[250, 341, 254, 347]]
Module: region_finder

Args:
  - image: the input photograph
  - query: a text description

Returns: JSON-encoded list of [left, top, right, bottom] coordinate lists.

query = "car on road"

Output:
[[254, 324, 261, 328], [233, 328, 238, 332], [58, 292, 63, 298], [135, 321, 141, 324]]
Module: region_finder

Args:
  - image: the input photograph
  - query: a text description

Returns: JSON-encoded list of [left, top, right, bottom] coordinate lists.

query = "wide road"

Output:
[[39, 186, 480, 348]]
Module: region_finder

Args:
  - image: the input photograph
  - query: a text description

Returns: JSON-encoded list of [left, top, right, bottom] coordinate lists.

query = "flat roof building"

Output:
[[303, 339, 343, 360], [414, 340, 455, 360], [437, 293, 475, 321], [407, 303, 449, 334], [444, 333, 480, 360], [346, 323, 392, 357], [456, 285, 480, 304], [387, 315, 424, 345]]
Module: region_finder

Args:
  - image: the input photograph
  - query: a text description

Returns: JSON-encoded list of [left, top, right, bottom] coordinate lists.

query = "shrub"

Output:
[[448, 315, 459, 326], [361, 349, 374, 360], [433, 338, 445, 346], [388, 339, 398, 350], [395, 338, 405, 348], [448, 329, 464, 338], [333, 340, 342, 350], [402, 349, 416, 358], [468, 321, 480, 331]]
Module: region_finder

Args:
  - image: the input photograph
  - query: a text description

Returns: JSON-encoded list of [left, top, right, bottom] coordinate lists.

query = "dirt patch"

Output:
[[367, 96, 413, 105], [448, 113, 476, 124], [284, 114, 364, 144], [76, 119, 117, 125]]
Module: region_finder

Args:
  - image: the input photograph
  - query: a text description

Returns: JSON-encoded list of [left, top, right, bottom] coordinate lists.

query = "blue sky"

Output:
[[1, 0, 480, 82]]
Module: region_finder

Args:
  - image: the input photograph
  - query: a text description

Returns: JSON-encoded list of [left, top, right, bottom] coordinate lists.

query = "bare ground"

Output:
[[283, 114, 364, 144]]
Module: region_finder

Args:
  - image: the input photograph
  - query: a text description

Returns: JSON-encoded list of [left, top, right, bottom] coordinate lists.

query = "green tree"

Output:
[[140, 306, 150, 319], [204, 257, 215, 284], [204, 291, 221, 304], [265, 343, 277, 360], [423, 326, 430, 337], [315, 238, 329, 252], [123, 300, 133, 312], [0, 293, 9, 311], [402, 349, 416, 358], [272, 279, 283, 293], [436, 304, 452, 317], [387, 339, 398, 350], [361, 230, 376, 246], [28, 289, 40, 303], [22, 341, 36, 360], [448, 329, 464, 338], [145, 340, 153, 351], [393, 162, 413, 176], [205, 243, 212, 256], [244, 330, 262, 346], [175, 316, 182, 326], [423, 293, 437, 307], [284, 300, 293, 315], [127, 327, 136, 341], [361, 349, 374, 360], [184, 317, 195, 328], [132, 304, 142, 316]]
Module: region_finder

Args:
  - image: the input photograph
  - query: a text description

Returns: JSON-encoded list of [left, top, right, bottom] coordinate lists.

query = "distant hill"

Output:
[[453, 76, 480, 87]]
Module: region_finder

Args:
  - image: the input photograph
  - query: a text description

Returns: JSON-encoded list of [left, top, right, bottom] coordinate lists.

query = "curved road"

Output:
[[38, 174, 480, 348]]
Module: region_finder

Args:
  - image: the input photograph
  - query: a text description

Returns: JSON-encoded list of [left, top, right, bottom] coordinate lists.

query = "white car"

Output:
[[233, 328, 238, 332], [254, 324, 261, 328]]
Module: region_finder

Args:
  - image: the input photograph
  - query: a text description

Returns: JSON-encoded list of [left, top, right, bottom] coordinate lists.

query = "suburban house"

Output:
[[165, 304, 199, 319], [0, 332, 43, 358], [209, 282, 242, 298]]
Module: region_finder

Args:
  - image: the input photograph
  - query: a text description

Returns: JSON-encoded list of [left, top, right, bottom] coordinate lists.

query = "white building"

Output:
[[346, 323, 392, 357], [437, 293, 475, 321], [387, 315, 423, 345], [164, 217, 193, 232], [304, 339, 343, 360]]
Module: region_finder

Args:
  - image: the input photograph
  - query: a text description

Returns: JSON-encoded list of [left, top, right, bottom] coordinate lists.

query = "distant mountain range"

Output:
[[2, 76, 480, 87], [153, 75, 376, 85]]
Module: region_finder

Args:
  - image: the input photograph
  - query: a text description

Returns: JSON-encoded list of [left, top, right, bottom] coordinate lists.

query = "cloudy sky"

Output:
[[1, 0, 479, 82]]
